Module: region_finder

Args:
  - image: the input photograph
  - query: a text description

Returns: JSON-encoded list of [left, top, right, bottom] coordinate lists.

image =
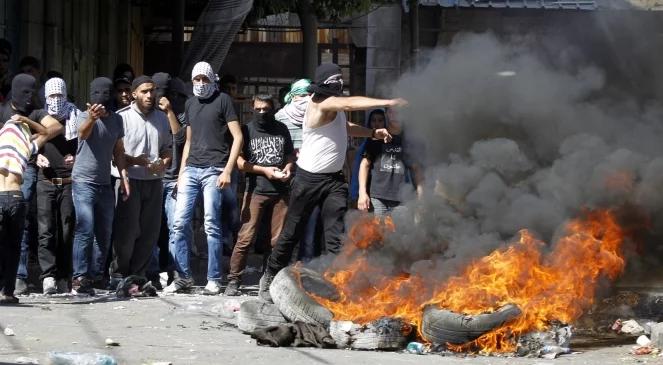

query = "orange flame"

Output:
[[312, 210, 626, 353]]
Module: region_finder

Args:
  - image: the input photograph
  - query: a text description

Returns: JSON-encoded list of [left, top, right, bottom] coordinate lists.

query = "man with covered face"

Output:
[[165, 61, 243, 295], [110, 76, 171, 287], [36, 77, 81, 294], [258, 63, 408, 302], [0, 73, 61, 296], [71, 77, 130, 295], [225, 94, 294, 296]]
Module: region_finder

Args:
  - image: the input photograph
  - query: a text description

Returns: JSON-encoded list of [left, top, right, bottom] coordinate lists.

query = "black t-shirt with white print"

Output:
[[363, 134, 411, 203], [242, 119, 294, 196]]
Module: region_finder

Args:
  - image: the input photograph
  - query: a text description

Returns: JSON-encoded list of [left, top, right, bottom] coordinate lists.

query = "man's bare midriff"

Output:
[[0, 170, 23, 192]]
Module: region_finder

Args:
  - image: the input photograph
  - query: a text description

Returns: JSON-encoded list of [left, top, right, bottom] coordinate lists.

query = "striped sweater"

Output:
[[0, 121, 38, 176]]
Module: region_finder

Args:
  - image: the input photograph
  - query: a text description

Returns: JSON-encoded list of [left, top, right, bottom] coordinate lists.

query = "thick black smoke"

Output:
[[339, 31, 663, 286]]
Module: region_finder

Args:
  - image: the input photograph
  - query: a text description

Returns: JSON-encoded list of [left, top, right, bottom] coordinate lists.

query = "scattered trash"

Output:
[[4, 327, 15, 336], [329, 317, 412, 350], [48, 352, 117, 365], [619, 319, 645, 335], [517, 323, 572, 358], [406, 341, 427, 355], [115, 275, 157, 298], [112, 306, 126, 310], [210, 299, 242, 319], [540, 345, 572, 359], [649, 322, 663, 349], [14, 357, 39, 364], [637, 335, 651, 347], [630, 346, 658, 356], [105, 338, 120, 346], [611, 318, 623, 332]]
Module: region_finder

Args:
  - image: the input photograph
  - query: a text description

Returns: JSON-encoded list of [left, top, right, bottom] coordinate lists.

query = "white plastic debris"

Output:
[[14, 357, 39, 364], [637, 335, 651, 347], [620, 319, 645, 335], [48, 352, 117, 365], [105, 338, 120, 346], [4, 327, 15, 336]]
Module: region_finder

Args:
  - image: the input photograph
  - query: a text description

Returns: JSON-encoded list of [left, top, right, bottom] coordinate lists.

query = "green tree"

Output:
[[250, 0, 378, 77]]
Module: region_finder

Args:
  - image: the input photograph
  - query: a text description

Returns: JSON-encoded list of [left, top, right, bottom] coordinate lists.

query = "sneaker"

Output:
[[71, 277, 95, 296], [56, 279, 70, 293], [223, 280, 241, 296], [163, 277, 194, 294], [0, 294, 19, 304], [42, 277, 57, 295], [203, 280, 222, 295], [258, 271, 275, 303], [13, 278, 28, 296]]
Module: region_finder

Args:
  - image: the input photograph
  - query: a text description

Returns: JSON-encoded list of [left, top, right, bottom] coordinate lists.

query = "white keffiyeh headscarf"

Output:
[[191, 61, 219, 99], [45, 77, 78, 140]]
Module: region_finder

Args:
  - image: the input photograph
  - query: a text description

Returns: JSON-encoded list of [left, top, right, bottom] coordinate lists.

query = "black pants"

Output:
[[37, 180, 74, 281], [110, 179, 163, 278], [267, 168, 347, 274], [0, 191, 27, 296]]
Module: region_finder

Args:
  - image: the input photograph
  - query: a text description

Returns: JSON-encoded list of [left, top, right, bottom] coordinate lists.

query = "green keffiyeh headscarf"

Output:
[[284, 78, 311, 104]]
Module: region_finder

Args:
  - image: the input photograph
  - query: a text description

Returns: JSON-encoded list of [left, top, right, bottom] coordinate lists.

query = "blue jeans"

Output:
[[72, 182, 115, 279], [16, 164, 37, 280], [171, 166, 233, 281]]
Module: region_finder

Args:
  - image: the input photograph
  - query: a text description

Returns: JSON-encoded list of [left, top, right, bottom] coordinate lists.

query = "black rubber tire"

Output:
[[237, 299, 289, 333], [270, 266, 337, 327], [421, 303, 522, 345]]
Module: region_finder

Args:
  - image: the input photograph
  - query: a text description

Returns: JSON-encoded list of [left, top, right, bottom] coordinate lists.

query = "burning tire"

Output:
[[330, 318, 413, 350], [421, 303, 522, 345], [237, 300, 289, 333], [270, 266, 339, 327]]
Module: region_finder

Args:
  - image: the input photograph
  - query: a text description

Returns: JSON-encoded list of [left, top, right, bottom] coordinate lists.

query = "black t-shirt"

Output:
[[0, 103, 49, 165], [164, 111, 187, 181], [242, 119, 294, 196], [363, 135, 411, 202], [38, 124, 77, 180], [185, 91, 238, 168]]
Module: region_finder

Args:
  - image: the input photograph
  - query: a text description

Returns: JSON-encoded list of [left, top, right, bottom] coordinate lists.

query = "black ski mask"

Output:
[[89, 77, 114, 110], [11, 74, 37, 114], [152, 72, 170, 100], [253, 110, 275, 127]]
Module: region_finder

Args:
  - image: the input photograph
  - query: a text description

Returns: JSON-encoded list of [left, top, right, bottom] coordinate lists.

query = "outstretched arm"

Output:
[[318, 96, 408, 112]]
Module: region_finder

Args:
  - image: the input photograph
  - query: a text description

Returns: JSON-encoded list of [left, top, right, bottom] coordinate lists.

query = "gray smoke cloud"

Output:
[[334, 31, 663, 288]]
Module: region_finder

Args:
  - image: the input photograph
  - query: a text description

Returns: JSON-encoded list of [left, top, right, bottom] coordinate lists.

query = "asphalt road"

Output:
[[1, 288, 660, 365]]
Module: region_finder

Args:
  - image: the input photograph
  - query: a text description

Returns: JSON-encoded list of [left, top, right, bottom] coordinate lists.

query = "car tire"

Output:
[[421, 303, 522, 345], [270, 266, 338, 327], [237, 299, 289, 333]]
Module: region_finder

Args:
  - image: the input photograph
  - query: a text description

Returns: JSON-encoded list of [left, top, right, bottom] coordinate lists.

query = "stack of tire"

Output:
[[237, 266, 337, 333], [238, 265, 523, 352]]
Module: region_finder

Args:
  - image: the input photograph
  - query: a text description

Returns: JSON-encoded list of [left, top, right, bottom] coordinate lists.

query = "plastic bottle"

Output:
[[406, 341, 426, 354], [47, 352, 117, 365]]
